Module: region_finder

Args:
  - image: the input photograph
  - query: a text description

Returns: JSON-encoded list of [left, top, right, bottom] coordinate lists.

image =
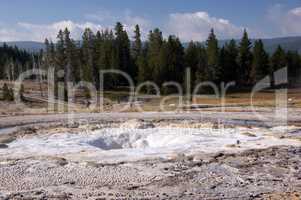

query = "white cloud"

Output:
[[85, 10, 152, 40], [166, 11, 245, 42], [0, 20, 104, 42], [267, 4, 301, 36], [0, 16, 152, 42], [123, 14, 152, 40], [283, 7, 301, 35], [18, 20, 103, 41], [0, 28, 21, 41], [0, 10, 268, 42]]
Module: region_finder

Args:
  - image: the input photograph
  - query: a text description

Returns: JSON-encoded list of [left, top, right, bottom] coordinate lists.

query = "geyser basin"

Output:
[[87, 128, 251, 150], [2, 126, 301, 162]]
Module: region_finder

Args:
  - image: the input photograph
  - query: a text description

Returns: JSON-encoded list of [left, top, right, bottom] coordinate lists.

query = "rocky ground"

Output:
[[0, 146, 300, 199]]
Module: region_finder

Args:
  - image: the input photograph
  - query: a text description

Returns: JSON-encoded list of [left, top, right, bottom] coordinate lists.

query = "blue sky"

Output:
[[0, 0, 301, 41]]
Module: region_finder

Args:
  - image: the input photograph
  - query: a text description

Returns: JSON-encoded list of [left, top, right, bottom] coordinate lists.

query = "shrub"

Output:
[[2, 83, 14, 101]]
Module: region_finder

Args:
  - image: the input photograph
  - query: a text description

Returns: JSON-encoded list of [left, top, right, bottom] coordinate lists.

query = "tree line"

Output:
[[1, 22, 301, 95], [0, 44, 38, 81]]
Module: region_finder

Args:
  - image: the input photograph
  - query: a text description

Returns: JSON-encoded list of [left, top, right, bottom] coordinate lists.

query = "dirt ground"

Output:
[[1, 80, 301, 115]]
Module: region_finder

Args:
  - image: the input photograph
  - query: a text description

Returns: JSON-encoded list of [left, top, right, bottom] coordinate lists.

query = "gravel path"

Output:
[[1, 109, 301, 129]]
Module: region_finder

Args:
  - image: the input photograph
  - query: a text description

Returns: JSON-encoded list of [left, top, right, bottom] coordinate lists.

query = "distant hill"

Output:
[[260, 37, 301, 54], [0, 41, 45, 52], [183, 36, 301, 54], [218, 36, 301, 54], [1, 36, 301, 54]]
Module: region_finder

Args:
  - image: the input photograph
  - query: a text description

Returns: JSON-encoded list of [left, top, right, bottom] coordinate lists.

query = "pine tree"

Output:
[[271, 46, 287, 71], [194, 44, 208, 84], [251, 40, 270, 83], [185, 42, 199, 72], [44, 38, 50, 60], [156, 41, 168, 87], [131, 25, 142, 81], [81, 28, 95, 82], [221, 39, 239, 83], [271, 46, 287, 87], [206, 29, 219, 82], [56, 30, 67, 71], [45, 40, 56, 68], [132, 25, 142, 60], [238, 29, 253, 85], [147, 28, 163, 83], [98, 29, 117, 89], [70, 40, 81, 83], [54, 30, 66, 100], [63, 28, 72, 88], [94, 31, 104, 89], [165, 36, 185, 83], [44, 38, 54, 70], [286, 50, 301, 85], [137, 42, 149, 84], [114, 22, 132, 82], [219, 47, 227, 82], [185, 41, 202, 88]]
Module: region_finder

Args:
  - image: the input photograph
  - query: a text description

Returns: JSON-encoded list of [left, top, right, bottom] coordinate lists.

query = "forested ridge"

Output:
[[1, 22, 301, 93]]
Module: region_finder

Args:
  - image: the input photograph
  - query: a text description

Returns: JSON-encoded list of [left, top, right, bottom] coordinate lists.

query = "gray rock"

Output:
[[51, 157, 68, 166], [121, 119, 155, 129], [0, 143, 8, 148], [67, 122, 79, 128], [0, 135, 16, 144]]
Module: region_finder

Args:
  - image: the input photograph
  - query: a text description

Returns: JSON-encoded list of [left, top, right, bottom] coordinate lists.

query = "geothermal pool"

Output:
[[2, 125, 300, 163]]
